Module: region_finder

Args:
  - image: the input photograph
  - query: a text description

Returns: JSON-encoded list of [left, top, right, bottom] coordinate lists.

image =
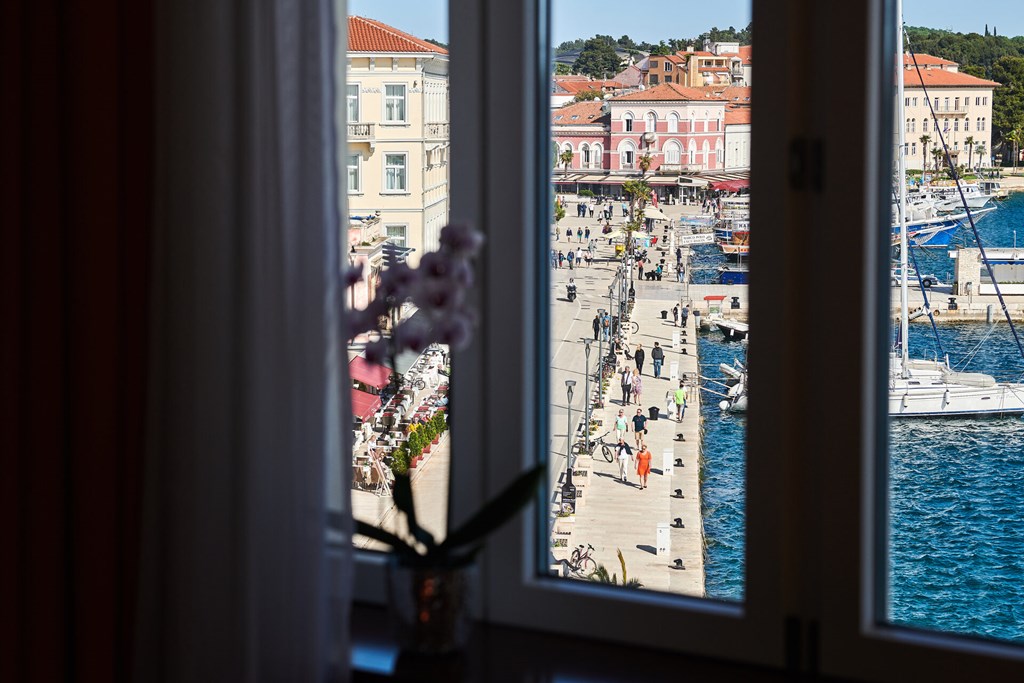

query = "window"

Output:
[[984, 96, 988, 105], [913, 97, 918, 106], [954, 96, 959, 110], [934, 97, 939, 109], [665, 61, 672, 71], [384, 153, 407, 191], [650, 74, 659, 85], [965, 117, 970, 131], [592, 143, 602, 168], [664, 141, 680, 164], [905, 96, 910, 107], [347, 83, 360, 122], [347, 153, 360, 192], [688, 139, 696, 164], [911, 142, 917, 156], [645, 112, 657, 132], [923, 117, 928, 132], [954, 119, 958, 131], [976, 96, 981, 106], [385, 224, 407, 248], [620, 141, 635, 168], [668, 112, 679, 132], [581, 143, 590, 167], [982, 117, 986, 131], [384, 83, 406, 122], [624, 112, 634, 132]]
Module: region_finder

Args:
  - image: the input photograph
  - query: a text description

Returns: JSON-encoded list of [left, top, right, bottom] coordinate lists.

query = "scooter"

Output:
[[566, 282, 577, 302]]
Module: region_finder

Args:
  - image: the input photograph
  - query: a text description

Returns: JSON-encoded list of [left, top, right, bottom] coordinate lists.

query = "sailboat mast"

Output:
[[896, 0, 910, 375]]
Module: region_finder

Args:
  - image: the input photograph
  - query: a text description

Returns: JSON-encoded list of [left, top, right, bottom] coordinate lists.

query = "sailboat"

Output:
[[890, 4, 1024, 417]]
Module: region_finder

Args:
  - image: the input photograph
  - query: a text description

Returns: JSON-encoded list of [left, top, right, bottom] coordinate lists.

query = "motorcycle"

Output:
[[566, 282, 577, 302]]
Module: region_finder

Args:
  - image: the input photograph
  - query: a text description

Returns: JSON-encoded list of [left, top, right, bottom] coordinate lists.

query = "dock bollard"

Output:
[[673, 489, 684, 498], [672, 518, 684, 528]]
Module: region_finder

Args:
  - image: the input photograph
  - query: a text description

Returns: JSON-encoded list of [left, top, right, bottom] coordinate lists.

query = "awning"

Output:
[[349, 355, 392, 389], [643, 207, 670, 221], [710, 179, 750, 192], [351, 388, 382, 422]]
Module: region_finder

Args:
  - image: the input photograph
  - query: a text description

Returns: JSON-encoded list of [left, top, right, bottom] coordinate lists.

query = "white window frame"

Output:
[[346, 152, 360, 193], [668, 112, 679, 133], [347, 82, 360, 123], [385, 223, 408, 248], [383, 83, 407, 123], [591, 143, 602, 169], [645, 111, 657, 132], [664, 141, 681, 165], [350, 0, 1024, 678], [623, 111, 634, 132], [383, 152, 408, 193]]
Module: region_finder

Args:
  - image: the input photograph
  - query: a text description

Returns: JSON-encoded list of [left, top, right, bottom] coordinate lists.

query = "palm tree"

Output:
[[974, 143, 986, 172], [637, 153, 652, 178], [1009, 128, 1024, 173], [965, 135, 975, 172], [919, 135, 930, 174], [559, 148, 574, 178], [931, 147, 944, 176]]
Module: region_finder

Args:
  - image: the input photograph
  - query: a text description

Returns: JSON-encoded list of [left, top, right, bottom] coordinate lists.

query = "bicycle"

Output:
[[572, 430, 615, 463], [566, 543, 598, 577], [622, 320, 639, 335]]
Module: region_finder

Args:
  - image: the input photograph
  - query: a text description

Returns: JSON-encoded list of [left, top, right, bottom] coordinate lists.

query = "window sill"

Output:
[[350, 604, 858, 682], [379, 122, 411, 127], [380, 191, 411, 196]]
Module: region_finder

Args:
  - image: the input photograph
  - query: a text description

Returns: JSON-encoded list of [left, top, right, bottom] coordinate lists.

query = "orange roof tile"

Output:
[[904, 68, 999, 88], [702, 86, 751, 102], [725, 107, 751, 125], [737, 45, 753, 64], [551, 101, 606, 125], [613, 82, 715, 102], [348, 16, 448, 54], [902, 53, 956, 67]]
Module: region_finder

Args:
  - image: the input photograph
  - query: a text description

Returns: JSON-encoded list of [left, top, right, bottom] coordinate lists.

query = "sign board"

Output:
[[676, 233, 716, 246], [656, 523, 670, 557], [671, 332, 680, 349], [669, 361, 679, 381], [662, 448, 674, 476]]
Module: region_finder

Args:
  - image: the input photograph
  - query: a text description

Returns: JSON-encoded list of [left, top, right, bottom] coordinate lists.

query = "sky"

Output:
[[347, 0, 1024, 46]]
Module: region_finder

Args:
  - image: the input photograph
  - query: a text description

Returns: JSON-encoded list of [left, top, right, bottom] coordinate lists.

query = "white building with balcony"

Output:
[[345, 16, 449, 272]]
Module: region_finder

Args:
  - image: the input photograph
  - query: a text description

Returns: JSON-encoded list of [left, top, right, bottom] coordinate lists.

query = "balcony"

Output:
[[931, 105, 966, 115], [348, 122, 375, 148], [425, 122, 449, 139]]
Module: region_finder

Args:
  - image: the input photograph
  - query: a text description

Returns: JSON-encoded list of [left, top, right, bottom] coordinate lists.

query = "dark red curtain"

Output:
[[0, 1, 152, 680]]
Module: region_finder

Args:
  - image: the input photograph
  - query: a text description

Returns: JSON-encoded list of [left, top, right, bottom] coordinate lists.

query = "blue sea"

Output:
[[698, 192, 1024, 643]]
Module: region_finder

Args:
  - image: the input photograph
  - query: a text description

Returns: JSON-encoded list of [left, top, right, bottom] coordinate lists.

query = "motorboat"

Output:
[[716, 319, 748, 341]]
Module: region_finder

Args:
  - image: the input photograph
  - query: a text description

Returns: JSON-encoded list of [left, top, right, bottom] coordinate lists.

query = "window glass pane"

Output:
[[344, 2, 451, 550], [548, 0, 751, 600], [886, 2, 1024, 644]]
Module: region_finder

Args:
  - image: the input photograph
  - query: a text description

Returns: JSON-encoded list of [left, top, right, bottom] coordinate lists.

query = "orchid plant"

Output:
[[345, 224, 545, 568]]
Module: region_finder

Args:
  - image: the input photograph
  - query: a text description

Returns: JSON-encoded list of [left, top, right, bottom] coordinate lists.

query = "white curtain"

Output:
[[138, 0, 351, 680]]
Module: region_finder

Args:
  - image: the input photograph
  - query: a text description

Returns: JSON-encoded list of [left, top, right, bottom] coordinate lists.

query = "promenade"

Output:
[[549, 201, 706, 596]]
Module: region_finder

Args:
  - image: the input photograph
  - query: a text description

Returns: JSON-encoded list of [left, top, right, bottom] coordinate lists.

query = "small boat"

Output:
[[718, 264, 749, 285], [716, 319, 748, 341], [717, 361, 747, 412]]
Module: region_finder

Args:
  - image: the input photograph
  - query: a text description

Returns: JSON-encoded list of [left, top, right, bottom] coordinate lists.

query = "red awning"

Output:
[[351, 388, 382, 422], [710, 179, 750, 192], [704, 295, 727, 301], [349, 355, 392, 389]]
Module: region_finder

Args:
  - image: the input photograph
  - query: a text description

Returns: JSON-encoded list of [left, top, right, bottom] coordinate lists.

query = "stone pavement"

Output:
[[551, 220, 704, 596]]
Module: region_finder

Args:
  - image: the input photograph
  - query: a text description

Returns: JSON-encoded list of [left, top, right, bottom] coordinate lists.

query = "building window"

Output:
[[649, 60, 658, 70], [581, 143, 591, 166], [965, 117, 970, 131], [905, 97, 910, 107], [384, 153, 407, 191], [650, 74, 659, 85], [688, 140, 696, 164], [347, 83, 359, 122], [923, 118, 928, 132], [623, 112, 633, 132], [592, 144, 602, 168], [954, 119, 959, 131], [981, 117, 986, 131], [944, 97, 949, 111], [668, 113, 679, 133], [913, 96, 918, 106], [665, 142, 680, 164], [385, 84, 407, 122], [385, 224, 407, 248], [984, 96, 988, 105], [911, 142, 917, 156], [665, 62, 672, 71], [934, 97, 939, 109], [645, 112, 656, 132], [347, 153, 360, 192]]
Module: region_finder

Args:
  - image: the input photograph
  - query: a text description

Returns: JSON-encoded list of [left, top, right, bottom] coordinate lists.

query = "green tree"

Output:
[[622, 179, 652, 254], [554, 196, 566, 225], [965, 135, 976, 170], [1007, 127, 1024, 171], [554, 63, 573, 75], [559, 148, 574, 177], [931, 147, 944, 174], [975, 142, 987, 170], [649, 41, 672, 56], [991, 56, 1024, 146], [573, 89, 602, 102], [572, 37, 623, 79], [637, 153, 653, 177], [919, 135, 931, 172]]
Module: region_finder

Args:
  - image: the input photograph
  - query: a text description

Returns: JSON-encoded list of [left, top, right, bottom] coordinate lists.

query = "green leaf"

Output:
[[393, 473, 436, 551], [441, 464, 545, 551], [354, 520, 420, 558]]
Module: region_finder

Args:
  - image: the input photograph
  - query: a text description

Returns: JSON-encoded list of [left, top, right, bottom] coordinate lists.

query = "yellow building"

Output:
[[901, 54, 998, 170], [345, 16, 449, 268]]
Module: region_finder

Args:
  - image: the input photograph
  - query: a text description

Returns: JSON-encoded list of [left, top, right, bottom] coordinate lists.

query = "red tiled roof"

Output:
[[551, 101, 606, 125], [612, 82, 713, 102], [737, 45, 753, 64], [348, 16, 448, 54], [556, 80, 622, 95], [903, 53, 956, 67], [702, 86, 751, 102], [725, 107, 751, 125], [904, 68, 999, 88]]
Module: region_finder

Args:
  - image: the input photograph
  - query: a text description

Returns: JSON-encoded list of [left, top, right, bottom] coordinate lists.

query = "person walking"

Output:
[[651, 342, 664, 379], [681, 304, 690, 328], [620, 367, 632, 405], [566, 249, 575, 270], [635, 444, 652, 489], [631, 369, 643, 407], [588, 202, 595, 218], [601, 313, 611, 341], [614, 409, 628, 442], [637, 259, 645, 281], [585, 250, 593, 268], [615, 438, 633, 483], [631, 408, 647, 449], [672, 305, 679, 326], [634, 344, 645, 375], [621, 201, 628, 217], [576, 227, 583, 243], [566, 227, 572, 242], [676, 264, 685, 283], [592, 314, 601, 341], [584, 227, 591, 241], [557, 250, 565, 268], [674, 381, 688, 422], [575, 247, 584, 267]]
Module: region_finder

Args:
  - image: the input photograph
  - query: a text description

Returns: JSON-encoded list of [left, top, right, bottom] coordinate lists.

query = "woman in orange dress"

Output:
[[635, 446, 652, 489]]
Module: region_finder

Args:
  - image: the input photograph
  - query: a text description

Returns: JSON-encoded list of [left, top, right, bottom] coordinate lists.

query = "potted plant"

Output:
[[356, 465, 544, 654]]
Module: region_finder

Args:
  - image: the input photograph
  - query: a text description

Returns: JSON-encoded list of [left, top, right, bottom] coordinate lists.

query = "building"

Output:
[[345, 15, 450, 281], [646, 42, 752, 88], [901, 53, 998, 170], [551, 77, 625, 108]]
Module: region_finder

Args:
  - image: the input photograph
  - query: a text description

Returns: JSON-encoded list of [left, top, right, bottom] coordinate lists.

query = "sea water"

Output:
[[698, 220, 1024, 642]]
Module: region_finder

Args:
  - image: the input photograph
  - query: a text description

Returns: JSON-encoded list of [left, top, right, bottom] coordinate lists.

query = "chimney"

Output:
[[687, 45, 694, 53]]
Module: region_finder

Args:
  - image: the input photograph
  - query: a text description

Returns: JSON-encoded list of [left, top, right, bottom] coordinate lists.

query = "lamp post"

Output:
[[562, 379, 577, 514], [583, 339, 592, 454], [596, 308, 605, 402]]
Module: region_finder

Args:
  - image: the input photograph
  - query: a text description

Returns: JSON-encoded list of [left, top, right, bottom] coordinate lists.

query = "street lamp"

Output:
[[562, 379, 578, 515], [596, 308, 605, 405], [582, 339, 592, 454]]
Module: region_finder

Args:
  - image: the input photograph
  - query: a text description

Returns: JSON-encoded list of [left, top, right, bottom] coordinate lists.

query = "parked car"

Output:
[[891, 266, 941, 288]]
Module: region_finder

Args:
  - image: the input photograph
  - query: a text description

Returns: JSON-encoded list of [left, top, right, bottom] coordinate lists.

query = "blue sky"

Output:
[[347, 1, 1024, 46]]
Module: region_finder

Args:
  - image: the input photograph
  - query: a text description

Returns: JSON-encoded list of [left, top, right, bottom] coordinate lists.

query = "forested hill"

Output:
[[554, 24, 751, 59], [905, 26, 1024, 148]]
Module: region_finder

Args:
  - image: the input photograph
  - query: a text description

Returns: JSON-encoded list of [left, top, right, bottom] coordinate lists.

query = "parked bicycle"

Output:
[[572, 430, 615, 463], [566, 543, 598, 577]]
